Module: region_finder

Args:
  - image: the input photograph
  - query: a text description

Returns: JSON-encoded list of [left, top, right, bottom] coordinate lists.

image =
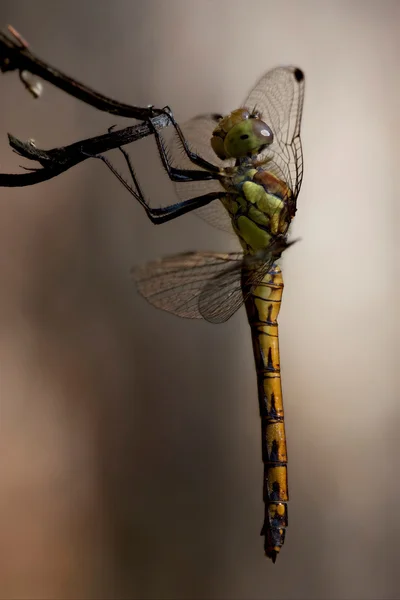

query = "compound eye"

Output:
[[252, 120, 274, 145]]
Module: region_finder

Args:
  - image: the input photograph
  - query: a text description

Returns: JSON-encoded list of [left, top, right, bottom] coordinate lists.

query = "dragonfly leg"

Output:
[[86, 149, 224, 224], [117, 142, 219, 185], [105, 123, 220, 186], [150, 107, 222, 174], [145, 190, 225, 223]]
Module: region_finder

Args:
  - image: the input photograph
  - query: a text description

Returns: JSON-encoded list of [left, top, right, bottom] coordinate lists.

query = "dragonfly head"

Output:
[[211, 108, 273, 160]]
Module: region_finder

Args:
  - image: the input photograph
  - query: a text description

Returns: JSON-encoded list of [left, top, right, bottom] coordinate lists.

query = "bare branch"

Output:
[[0, 25, 180, 188], [0, 25, 165, 119], [0, 112, 171, 187]]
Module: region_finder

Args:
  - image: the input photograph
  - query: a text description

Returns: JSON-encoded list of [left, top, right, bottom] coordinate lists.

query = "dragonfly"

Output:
[[108, 66, 305, 562]]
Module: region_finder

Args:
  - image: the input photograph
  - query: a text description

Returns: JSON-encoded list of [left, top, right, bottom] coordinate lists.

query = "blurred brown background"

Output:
[[0, 1, 399, 598]]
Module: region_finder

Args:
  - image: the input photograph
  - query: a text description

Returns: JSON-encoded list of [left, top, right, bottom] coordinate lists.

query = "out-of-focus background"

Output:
[[0, 1, 398, 598]]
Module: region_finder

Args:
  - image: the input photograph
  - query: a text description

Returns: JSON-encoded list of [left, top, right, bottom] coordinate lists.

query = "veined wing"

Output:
[[162, 66, 304, 232], [244, 66, 305, 201], [165, 114, 235, 234], [132, 250, 277, 324]]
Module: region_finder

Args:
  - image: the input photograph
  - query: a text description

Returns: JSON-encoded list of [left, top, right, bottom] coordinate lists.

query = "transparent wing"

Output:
[[243, 66, 305, 200], [164, 114, 235, 234], [162, 66, 304, 232], [132, 250, 276, 324], [179, 114, 226, 167]]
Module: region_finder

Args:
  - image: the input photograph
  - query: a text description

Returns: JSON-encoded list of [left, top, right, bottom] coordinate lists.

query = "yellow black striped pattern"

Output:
[[243, 265, 288, 563]]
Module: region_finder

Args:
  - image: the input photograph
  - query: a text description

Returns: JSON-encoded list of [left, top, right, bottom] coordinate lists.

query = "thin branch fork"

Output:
[[0, 114, 171, 187], [0, 25, 174, 187], [0, 25, 166, 119]]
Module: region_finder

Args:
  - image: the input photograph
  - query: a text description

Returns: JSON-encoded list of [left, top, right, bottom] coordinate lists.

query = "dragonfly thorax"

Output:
[[221, 165, 292, 255], [211, 108, 273, 160]]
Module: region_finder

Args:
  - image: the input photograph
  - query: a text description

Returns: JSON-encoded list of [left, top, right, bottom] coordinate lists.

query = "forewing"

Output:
[[179, 114, 226, 167], [162, 114, 235, 234], [243, 66, 305, 200], [162, 67, 305, 231]]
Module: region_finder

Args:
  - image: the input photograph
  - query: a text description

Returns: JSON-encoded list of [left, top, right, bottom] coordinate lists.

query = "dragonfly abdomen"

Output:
[[243, 265, 288, 562]]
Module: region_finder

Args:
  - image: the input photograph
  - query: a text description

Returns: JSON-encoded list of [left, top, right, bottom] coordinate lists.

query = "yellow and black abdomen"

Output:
[[242, 266, 288, 562]]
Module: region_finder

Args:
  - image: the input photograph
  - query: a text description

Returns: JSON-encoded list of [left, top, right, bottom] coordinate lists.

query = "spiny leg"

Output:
[[150, 106, 222, 174], [88, 150, 224, 224], [117, 140, 220, 186], [105, 123, 221, 187]]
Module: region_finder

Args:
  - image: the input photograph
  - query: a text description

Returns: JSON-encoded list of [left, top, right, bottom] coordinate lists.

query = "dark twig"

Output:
[[0, 25, 166, 119], [0, 25, 178, 188], [0, 112, 171, 187]]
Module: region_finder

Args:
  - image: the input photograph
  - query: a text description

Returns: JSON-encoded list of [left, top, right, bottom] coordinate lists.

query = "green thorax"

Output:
[[220, 163, 293, 255]]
